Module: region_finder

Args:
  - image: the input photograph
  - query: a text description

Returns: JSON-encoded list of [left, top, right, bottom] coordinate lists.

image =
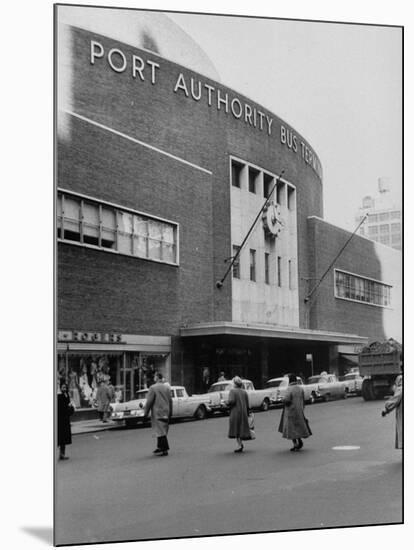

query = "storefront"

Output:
[[57, 331, 171, 415]]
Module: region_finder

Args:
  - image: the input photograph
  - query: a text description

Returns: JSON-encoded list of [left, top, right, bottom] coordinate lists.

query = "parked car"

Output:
[[304, 372, 347, 402], [110, 385, 213, 427], [200, 379, 277, 412], [340, 373, 364, 395], [265, 376, 314, 405]]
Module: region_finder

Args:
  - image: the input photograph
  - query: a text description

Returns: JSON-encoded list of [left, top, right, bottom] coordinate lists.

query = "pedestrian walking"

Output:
[[96, 379, 111, 422], [227, 376, 252, 453], [57, 382, 75, 460], [381, 373, 403, 449], [143, 372, 173, 456], [278, 373, 312, 452], [217, 371, 226, 382]]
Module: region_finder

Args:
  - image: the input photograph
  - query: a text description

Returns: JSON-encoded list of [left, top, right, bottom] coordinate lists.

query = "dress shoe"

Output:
[[290, 447, 299, 452], [153, 449, 162, 454], [234, 444, 244, 453], [160, 451, 168, 456], [59, 455, 69, 460]]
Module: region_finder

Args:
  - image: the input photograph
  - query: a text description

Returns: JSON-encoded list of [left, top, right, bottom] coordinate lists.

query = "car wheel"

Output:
[[323, 393, 330, 402], [308, 393, 316, 405], [343, 389, 348, 399], [261, 398, 270, 412], [194, 405, 207, 420]]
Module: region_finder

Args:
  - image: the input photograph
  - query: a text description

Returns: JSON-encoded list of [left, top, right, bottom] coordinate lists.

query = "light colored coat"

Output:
[[384, 375, 403, 449], [96, 383, 112, 412], [143, 381, 173, 437], [228, 387, 251, 440], [278, 383, 311, 440]]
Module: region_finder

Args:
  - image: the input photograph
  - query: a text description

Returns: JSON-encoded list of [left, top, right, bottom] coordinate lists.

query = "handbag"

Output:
[[248, 412, 256, 440]]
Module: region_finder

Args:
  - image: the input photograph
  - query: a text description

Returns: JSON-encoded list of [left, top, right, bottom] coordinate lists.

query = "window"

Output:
[[57, 191, 178, 264], [264, 253, 270, 284], [249, 249, 256, 282], [232, 245, 241, 279], [391, 223, 401, 233], [277, 256, 282, 287], [379, 212, 389, 222], [390, 211, 401, 220], [231, 160, 244, 188], [287, 186, 295, 210], [335, 270, 391, 307], [276, 182, 284, 206], [175, 389, 184, 398], [248, 167, 259, 194], [391, 234, 401, 245], [263, 173, 273, 198], [368, 226, 378, 236], [379, 224, 389, 234], [379, 235, 390, 245], [368, 214, 378, 223]]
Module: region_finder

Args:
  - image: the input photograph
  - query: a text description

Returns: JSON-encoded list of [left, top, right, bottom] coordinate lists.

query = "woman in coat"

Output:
[[382, 374, 403, 449], [278, 373, 311, 451], [227, 376, 252, 453], [57, 382, 74, 460]]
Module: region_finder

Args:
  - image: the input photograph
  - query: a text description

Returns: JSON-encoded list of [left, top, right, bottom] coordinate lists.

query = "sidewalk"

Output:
[[72, 419, 119, 435]]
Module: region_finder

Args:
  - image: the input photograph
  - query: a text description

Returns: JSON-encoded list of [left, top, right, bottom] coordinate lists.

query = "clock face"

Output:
[[263, 201, 283, 237]]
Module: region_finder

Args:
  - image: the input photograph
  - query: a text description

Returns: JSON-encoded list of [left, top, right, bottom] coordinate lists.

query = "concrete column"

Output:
[[260, 340, 269, 387]]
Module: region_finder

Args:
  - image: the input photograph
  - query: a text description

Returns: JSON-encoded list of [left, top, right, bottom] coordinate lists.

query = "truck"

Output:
[[199, 379, 278, 412], [359, 339, 402, 401]]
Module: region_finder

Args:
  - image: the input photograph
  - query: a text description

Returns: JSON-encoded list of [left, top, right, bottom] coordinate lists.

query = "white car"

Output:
[[265, 376, 314, 405], [110, 385, 213, 427], [204, 379, 277, 412], [341, 373, 364, 395]]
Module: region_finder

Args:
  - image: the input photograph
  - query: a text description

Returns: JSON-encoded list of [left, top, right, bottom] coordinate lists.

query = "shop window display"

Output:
[[57, 352, 169, 410]]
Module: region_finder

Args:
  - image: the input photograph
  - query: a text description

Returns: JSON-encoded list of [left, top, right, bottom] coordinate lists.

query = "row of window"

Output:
[[365, 223, 401, 236], [231, 159, 295, 209], [335, 270, 391, 306], [366, 211, 401, 223], [57, 191, 178, 264], [232, 245, 293, 288]]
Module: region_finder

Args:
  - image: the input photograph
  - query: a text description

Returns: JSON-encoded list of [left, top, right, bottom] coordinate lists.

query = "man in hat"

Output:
[[143, 372, 173, 456]]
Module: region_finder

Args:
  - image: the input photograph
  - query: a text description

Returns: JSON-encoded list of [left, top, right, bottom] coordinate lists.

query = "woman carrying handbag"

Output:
[[227, 376, 254, 453], [278, 373, 312, 451]]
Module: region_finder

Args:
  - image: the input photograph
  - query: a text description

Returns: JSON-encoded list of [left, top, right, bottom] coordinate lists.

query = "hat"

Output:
[[232, 376, 243, 388]]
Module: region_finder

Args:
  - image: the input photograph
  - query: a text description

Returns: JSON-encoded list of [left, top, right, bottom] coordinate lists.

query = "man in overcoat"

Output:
[[143, 372, 173, 456], [382, 373, 403, 449]]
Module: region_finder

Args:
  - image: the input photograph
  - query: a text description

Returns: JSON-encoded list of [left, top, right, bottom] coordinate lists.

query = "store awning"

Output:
[[180, 321, 368, 346]]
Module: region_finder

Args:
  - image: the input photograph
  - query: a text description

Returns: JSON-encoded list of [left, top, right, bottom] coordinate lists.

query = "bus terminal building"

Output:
[[56, 11, 402, 412]]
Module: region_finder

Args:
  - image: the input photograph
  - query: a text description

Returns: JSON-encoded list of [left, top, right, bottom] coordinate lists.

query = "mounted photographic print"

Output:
[[55, 3, 403, 546]]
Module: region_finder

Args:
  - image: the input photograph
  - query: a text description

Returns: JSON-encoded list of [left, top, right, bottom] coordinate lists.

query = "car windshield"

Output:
[[208, 383, 231, 392], [307, 376, 323, 384], [265, 379, 285, 388], [135, 390, 148, 399]]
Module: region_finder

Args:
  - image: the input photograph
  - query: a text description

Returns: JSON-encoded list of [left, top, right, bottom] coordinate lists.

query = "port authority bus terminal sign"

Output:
[[87, 39, 322, 179]]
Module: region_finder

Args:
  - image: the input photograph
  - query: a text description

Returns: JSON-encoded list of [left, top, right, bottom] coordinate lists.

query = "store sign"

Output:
[[58, 330, 125, 344], [88, 39, 322, 178]]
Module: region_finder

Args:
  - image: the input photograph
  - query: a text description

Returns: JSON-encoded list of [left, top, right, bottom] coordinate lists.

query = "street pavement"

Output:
[[55, 397, 402, 546]]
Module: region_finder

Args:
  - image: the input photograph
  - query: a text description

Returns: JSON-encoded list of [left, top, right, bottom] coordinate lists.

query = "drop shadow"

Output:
[[21, 526, 53, 545]]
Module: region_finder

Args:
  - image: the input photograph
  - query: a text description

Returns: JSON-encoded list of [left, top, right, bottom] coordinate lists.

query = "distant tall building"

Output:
[[356, 178, 402, 250]]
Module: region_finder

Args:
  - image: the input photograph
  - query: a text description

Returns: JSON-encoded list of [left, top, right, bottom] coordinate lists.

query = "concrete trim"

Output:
[[180, 321, 367, 345]]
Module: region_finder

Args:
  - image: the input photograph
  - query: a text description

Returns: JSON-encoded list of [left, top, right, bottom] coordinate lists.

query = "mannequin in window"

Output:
[[79, 362, 92, 405], [68, 367, 81, 408]]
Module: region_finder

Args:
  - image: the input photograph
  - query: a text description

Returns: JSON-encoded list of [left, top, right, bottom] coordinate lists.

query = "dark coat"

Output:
[[57, 392, 74, 446], [143, 381, 173, 437], [228, 387, 251, 440], [278, 384, 311, 440]]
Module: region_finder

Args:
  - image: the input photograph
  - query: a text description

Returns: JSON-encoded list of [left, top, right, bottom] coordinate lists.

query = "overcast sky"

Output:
[[168, 11, 402, 231]]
